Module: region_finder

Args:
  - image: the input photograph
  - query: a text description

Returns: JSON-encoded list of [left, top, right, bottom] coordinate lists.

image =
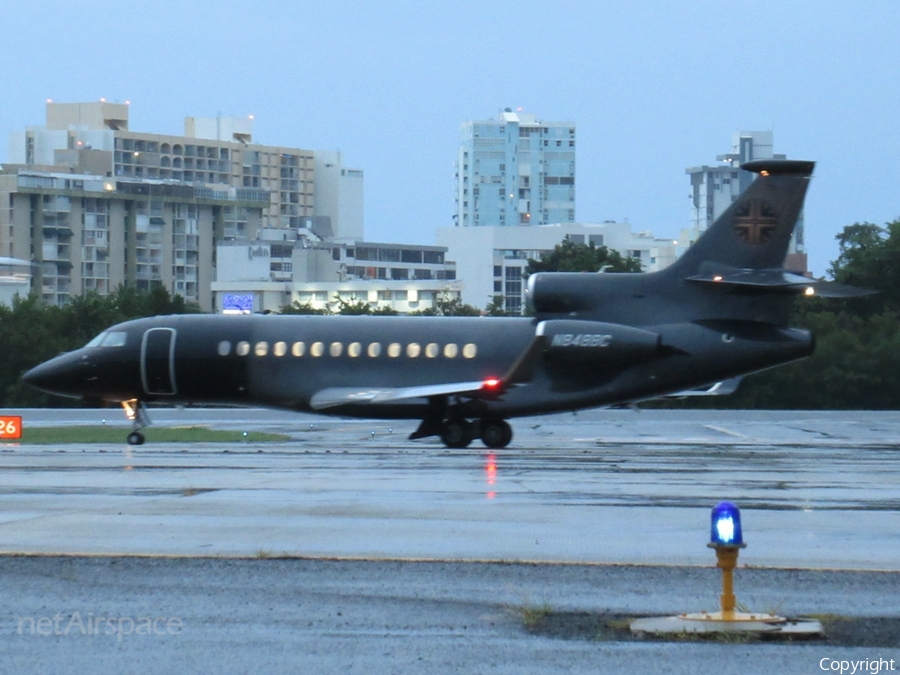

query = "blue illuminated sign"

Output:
[[223, 294, 254, 314]]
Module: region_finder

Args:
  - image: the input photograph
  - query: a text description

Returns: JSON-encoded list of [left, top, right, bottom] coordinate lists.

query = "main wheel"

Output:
[[127, 431, 145, 446], [440, 420, 473, 448], [481, 420, 513, 449]]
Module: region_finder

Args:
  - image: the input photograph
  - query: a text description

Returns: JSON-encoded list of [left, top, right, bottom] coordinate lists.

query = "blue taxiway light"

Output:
[[710, 501, 744, 547]]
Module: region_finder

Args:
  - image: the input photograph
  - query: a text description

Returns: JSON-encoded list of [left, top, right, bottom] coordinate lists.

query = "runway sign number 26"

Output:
[[0, 416, 22, 440]]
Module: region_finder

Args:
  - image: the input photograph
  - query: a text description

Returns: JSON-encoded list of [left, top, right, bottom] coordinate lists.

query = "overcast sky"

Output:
[[2, 0, 898, 275]]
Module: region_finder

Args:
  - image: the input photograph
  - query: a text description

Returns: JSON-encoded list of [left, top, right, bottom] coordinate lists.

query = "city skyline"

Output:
[[2, 1, 899, 276]]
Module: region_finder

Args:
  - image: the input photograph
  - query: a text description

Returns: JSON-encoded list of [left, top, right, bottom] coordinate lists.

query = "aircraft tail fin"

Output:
[[665, 160, 814, 279]]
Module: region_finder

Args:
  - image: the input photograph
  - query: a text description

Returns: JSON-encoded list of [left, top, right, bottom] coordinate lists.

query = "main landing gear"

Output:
[[440, 419, 513, 449], [438, 418, 513, 449], [411, 398, 519, 449], [419, 417, 513, 449], [122, 399, 151, 445]]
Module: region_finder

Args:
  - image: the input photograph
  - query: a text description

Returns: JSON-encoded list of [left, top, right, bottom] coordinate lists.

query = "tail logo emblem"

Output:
[[734, 199, 777, 245]]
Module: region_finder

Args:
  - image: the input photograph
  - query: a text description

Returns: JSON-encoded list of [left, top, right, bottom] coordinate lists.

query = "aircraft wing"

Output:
[[309, 330, 550, 411], [664, 377, 743, 398], [310, 381, 491, 410]]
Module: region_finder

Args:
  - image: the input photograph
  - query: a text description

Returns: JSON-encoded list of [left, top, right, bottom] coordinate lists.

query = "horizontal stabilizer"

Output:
[[687, 268, 876, 297], [741, 159, 816, 176], [805, 280, 878, 298], [687, 268, 813, 290]]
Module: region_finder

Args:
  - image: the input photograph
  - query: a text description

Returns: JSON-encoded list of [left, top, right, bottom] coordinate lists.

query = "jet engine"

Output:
[[526, 273, 600, 314], [538, 319, 662, 366]]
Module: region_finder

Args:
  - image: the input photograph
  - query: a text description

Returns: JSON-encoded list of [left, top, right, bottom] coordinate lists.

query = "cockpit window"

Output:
[[87, 331, 127, 348], [86, 332, 107, 348], [101, 331, 127, 347]]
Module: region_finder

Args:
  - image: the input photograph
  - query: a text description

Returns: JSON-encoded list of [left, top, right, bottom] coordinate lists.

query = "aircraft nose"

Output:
[[22, 352, 92, 399]]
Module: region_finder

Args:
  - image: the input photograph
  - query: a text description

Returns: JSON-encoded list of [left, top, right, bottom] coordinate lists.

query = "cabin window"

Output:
[[310, 342, 324, 357], [367, 342, 382, 358], [255, 342, 269, 357], [425, 343, 439, 358], [348, 342, 362, 358], [443, 343, 458, 358], [329, 342, 343, 357], [387, 342, 401, 358], [292, 341, 306, 357], [406, 343, 421, 358], [218, 341, 232, 356], [463, 343, 477, 358], [236, 341, 250, 356], [273, 341, 287, 357]]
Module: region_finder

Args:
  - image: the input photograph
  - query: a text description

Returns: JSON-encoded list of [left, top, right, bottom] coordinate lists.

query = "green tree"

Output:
[[525, 239, 643, 276], [334, 297, 374, 315], [409, 291, 481, 316], [280, 300, 332, 315], [484, 295, 512, 316], [828, 220, 900, 315]]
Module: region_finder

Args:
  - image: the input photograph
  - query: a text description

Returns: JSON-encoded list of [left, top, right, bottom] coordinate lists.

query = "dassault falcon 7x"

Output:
[[23, 159, 857, 448]]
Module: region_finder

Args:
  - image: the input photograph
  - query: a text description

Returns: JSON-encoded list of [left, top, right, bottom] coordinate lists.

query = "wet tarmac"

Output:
[[2, 408, 900, 673], [1, 408, 899, 569]]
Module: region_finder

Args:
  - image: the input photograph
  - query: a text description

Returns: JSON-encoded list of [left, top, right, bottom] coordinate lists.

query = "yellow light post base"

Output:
[[679, 610, 785, 624], [630, 614, 822, 636]]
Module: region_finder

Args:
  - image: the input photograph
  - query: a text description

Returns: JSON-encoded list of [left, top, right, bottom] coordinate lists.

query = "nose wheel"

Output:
[[122, 399, 151, 445]]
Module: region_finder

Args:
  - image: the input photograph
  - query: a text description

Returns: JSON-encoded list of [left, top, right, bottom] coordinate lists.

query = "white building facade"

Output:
[[436, 223, 677, 313], [0, 257, 31, 307], [314, 151, 364, 242], [212, 236, 461, 314]]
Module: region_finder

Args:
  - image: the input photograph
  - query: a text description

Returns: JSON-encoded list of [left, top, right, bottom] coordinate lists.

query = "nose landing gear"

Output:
[[122, 399, 151, 445]]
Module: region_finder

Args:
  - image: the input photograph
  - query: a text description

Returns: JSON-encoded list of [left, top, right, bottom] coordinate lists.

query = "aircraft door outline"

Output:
[[141, 328, 177, 396]]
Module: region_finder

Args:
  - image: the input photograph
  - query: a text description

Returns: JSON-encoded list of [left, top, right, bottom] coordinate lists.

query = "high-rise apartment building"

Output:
[[10, 101, 315, 230], [0, 168, 267, 308], [455, 110, 575, 228], [3, 101, 366, 309], [683, 131, 805, 270]]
